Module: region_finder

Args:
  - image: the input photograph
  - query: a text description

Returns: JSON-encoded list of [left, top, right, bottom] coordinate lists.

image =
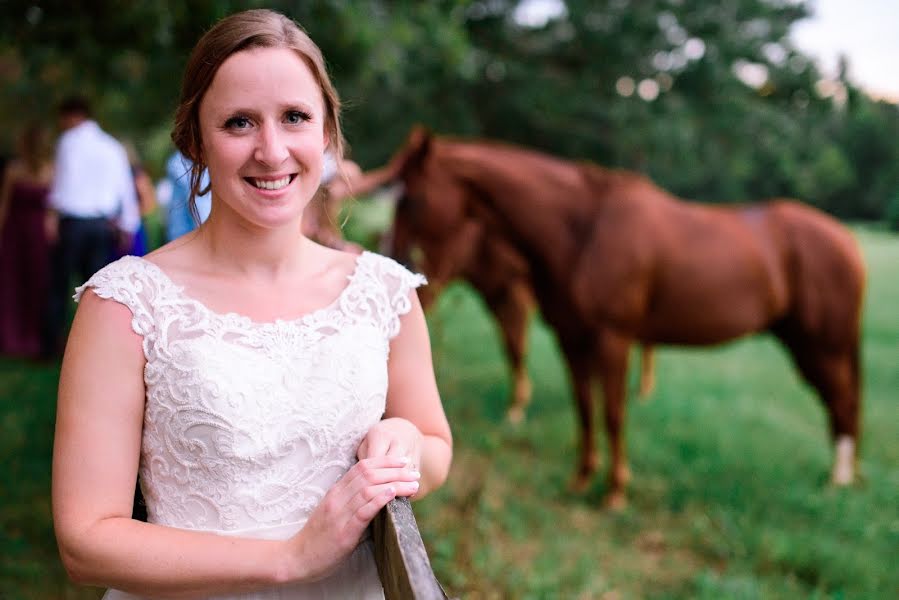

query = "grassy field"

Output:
[[1, 226, 896, 599]]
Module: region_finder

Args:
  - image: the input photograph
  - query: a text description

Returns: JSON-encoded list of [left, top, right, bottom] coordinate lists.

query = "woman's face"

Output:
[[198, 46, 328, 231]]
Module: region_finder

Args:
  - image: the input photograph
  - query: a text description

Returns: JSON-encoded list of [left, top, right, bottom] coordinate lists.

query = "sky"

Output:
[[514, 0, 899, 102], [791, 0, 899, 102]]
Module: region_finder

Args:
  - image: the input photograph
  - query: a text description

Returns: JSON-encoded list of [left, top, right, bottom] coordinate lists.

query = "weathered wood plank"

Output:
[[372, 497, 454, 600]]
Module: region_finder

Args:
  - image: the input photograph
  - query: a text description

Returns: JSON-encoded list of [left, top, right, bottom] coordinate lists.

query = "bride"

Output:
[[51, 8, 452, 599]]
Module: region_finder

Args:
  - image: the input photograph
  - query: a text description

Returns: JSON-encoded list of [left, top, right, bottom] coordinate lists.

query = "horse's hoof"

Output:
[[831, 435, 855, 485], [603, 491, 628, 511], [830, 469, 854, 486], [614, 465, 632, 488], [506, 406, 526, 425]]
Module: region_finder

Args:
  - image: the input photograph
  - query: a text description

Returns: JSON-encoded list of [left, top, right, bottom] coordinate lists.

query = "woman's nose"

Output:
[[254, 122, 289, 167]]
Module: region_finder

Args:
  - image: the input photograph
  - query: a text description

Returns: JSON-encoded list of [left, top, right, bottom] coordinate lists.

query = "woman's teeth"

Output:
[[251, 176, 291, 190]]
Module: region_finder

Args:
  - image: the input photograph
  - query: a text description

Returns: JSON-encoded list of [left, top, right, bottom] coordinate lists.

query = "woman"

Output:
[[122, 141, 160, 256], [0, 123, 53, 358], [52, 9, 452, 599]]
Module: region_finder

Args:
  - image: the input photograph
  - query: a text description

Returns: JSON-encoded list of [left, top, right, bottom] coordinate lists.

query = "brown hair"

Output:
[[171, 9, 344, 221], [19, 123, 51, 173]]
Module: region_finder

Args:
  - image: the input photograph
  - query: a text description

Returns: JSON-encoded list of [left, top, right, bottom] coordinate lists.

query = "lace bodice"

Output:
[[75, 251, 424, 599]]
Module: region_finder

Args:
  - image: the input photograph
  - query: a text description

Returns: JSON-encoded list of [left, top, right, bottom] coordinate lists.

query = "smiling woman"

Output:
[[50, 8, 452, 600], [197, 46, 328, 231]]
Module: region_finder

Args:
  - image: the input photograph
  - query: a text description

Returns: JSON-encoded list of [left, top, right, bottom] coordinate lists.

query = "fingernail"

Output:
[[385, 486, 396, 496], [411, 470, 421, 479], [410, 481, 419, 491]]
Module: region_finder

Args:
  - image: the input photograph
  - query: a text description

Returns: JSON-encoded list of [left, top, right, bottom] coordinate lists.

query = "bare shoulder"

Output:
[[305, 241, 364, 290], [71, 287, 145, 352], [142, 234, 204, 276], [77, 286, 140, 323]]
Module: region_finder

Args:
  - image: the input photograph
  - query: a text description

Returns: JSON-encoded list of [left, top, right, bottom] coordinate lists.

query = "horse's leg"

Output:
[[638, 345, 655, 399], [774, 327, 861, 484], [485, 284, 533, 424], [596, 330, 633, 508], [558, 336, 599, 493]]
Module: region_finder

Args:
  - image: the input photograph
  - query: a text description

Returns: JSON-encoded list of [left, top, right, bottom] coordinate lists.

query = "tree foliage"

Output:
[[0, 0, 896, 219]]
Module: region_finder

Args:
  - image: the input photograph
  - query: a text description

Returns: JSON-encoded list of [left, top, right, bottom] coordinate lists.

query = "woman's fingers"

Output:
[[338, 459, 419, 505], [355, 438, 369, 460], [358, 418, 423, 466], [360, 432, 391, 461], [330, 471, 421, 544], [294, 457, 422, 577], [350, 485, 397, 526]]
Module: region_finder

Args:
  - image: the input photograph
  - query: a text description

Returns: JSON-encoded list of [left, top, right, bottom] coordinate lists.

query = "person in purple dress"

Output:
[[0, 123, 54, 358]]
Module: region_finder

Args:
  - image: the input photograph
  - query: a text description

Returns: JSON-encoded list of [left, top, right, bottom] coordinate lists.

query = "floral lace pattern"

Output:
[[75, 252, 424, 599]]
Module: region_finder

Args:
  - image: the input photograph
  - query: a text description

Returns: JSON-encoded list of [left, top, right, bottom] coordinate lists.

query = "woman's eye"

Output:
[[224, 116, 251, 129], [285, 111, 311, 125]]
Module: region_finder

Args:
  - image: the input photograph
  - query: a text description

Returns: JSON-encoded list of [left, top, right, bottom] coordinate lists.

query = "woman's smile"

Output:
[[244, 173, 298, 193]]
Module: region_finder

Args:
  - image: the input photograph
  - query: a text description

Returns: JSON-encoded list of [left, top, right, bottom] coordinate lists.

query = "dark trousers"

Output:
[[44, 216, 115, 356]]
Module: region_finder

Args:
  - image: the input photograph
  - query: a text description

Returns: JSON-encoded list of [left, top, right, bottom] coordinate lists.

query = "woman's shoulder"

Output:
[[73, 256, 165, 304], [141, 235, 205, 279], [4, 159, 53, 186], [356, 250, 426, 288]]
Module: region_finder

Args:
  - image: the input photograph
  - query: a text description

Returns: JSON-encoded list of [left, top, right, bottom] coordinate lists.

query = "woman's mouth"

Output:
[[245, 174, 296, 191]]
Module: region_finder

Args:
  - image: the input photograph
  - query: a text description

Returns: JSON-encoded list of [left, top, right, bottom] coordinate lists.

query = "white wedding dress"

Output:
[[74, 251, 426, 599]]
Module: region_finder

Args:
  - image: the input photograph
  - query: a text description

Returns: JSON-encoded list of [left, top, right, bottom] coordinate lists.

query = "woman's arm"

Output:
[[53, 291, 416, 597], [53, 291, 290, 597], [359, 292, 452, 498]]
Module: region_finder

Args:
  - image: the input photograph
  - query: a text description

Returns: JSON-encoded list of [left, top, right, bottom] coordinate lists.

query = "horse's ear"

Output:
[[377, 125, 433, 184], [406, 125, 431, 151], [403, 125, 432, 168]]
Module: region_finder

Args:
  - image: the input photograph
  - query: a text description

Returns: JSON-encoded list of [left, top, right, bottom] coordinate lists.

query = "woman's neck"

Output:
[[196, 210, 314, 282]]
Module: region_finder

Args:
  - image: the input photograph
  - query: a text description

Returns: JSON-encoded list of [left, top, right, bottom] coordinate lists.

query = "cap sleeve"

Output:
[[73, 256, 158, 339], [357, 252, 427, 339]]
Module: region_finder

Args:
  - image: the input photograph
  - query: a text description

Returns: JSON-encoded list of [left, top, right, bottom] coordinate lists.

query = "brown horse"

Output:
[[372, 126, 866, 507], [354, 133, 655, 424], [350, 142, 537, 422]]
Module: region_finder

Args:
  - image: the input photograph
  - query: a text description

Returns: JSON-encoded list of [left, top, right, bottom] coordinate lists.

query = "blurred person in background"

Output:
[[44, 96, 140, 357], [0, 123, 53, 358], [120, 142, 159, 257], [301, 148, 364, 253], [162, 149, 211, 241]]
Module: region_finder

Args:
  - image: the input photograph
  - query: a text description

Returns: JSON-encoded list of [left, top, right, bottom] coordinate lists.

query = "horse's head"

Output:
[[386, 127, 482, 309]]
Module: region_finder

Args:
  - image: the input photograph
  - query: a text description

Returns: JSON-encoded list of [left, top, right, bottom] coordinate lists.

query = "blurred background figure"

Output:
[[44, 96, 140, 357], [122, 142, 159, 256], [0, 123, 53, 358], [161, 149, 210, 241], [301, 149, 364, 252]]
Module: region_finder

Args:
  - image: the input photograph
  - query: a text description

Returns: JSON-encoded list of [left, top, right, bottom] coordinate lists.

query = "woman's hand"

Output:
[[357, 417, 424, 478], [284, 455, 420, 582]]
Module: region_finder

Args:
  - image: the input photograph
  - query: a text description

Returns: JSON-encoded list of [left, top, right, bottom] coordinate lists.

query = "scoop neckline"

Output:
[[130, 251, 372, 328]]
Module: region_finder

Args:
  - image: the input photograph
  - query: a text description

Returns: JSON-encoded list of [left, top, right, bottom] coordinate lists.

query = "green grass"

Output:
[[1, 226, 897, 599]]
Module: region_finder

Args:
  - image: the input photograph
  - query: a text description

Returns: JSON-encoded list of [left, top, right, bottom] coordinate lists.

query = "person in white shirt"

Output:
[[44, 96, 140, 357]]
